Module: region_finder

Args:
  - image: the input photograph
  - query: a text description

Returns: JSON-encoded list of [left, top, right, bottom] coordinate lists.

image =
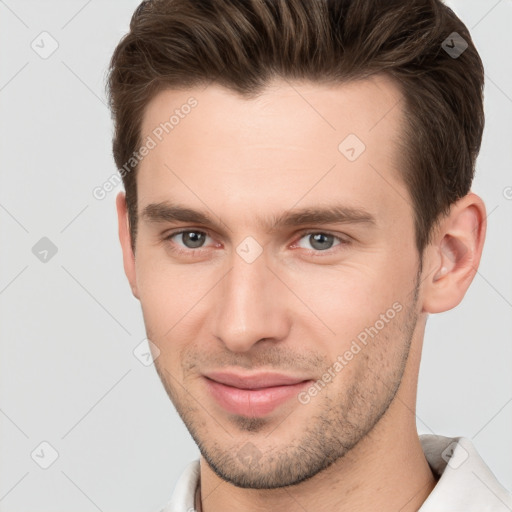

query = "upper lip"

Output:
[[204, 371, 311, 389]]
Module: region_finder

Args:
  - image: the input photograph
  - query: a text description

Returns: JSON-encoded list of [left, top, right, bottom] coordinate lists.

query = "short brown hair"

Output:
[[107, 0, 484, 254]]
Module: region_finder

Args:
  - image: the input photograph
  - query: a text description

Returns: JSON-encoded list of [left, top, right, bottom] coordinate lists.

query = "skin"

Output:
[[116, 75, 486, 512]]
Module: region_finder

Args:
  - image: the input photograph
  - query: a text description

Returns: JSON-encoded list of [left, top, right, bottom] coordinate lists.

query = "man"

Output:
[[107, 0, 512, 510]]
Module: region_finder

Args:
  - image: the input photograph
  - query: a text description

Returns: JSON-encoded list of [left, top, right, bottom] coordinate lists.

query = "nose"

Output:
[[211, 246, 290, 353]]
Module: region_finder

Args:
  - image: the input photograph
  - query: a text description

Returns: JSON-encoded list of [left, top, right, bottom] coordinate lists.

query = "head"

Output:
[[108, 0, 486, 489]]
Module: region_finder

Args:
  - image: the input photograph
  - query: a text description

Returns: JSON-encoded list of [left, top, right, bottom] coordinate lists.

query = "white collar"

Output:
[[418, 435, 512, 511], [159, 434, 512, 511]]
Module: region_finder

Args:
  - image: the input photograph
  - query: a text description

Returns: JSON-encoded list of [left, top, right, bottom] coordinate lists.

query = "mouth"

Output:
[[203, 371, 313, 417]]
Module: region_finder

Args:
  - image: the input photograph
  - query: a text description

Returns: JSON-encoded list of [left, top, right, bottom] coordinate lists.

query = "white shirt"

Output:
[[159, 435, 512, 511]]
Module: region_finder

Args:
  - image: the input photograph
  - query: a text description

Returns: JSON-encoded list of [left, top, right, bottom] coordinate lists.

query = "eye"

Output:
[[163, 229, 349, 257], [165, 230, 213, 251], [294, 231, 344, 252]]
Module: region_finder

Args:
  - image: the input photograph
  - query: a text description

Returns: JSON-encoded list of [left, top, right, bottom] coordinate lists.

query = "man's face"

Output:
[[129, 76, 423, 488]]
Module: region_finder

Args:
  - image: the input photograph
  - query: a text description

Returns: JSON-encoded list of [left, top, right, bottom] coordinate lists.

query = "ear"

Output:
[[116, 191, 140, 299], [421, 192, 486, 313]]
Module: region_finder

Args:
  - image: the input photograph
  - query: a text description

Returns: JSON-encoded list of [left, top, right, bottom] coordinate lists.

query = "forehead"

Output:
[[140, 74, 404, 149], [136, 75, 409, 227]]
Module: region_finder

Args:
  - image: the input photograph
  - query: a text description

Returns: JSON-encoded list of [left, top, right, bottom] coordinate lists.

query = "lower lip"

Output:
[[204, 378, 311, 417]]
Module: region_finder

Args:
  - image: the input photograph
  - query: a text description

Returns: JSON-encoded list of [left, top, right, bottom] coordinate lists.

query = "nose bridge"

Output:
[[212, 247, 287, 352]]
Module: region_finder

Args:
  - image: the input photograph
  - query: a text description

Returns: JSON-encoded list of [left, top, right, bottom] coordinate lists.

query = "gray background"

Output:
[[0, 1, 511, 511]]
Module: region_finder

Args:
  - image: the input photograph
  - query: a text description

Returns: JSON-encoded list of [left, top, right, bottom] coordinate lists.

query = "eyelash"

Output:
[[163, 229, 350, 257]]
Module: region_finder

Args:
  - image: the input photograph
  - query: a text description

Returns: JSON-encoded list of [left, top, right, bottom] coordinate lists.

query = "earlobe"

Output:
[[115, 191, 140, 300], [422, 193, 486, 314]]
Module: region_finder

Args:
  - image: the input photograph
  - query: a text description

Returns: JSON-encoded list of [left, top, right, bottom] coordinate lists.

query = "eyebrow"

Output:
[[140, 201, 376, 232]]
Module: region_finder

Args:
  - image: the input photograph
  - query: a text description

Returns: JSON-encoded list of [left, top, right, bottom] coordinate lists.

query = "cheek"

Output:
[[282, 256, 415, 351], [135, 251, 218, 351], [135, 255, 185, 341], [136, 245, 190, 303]]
